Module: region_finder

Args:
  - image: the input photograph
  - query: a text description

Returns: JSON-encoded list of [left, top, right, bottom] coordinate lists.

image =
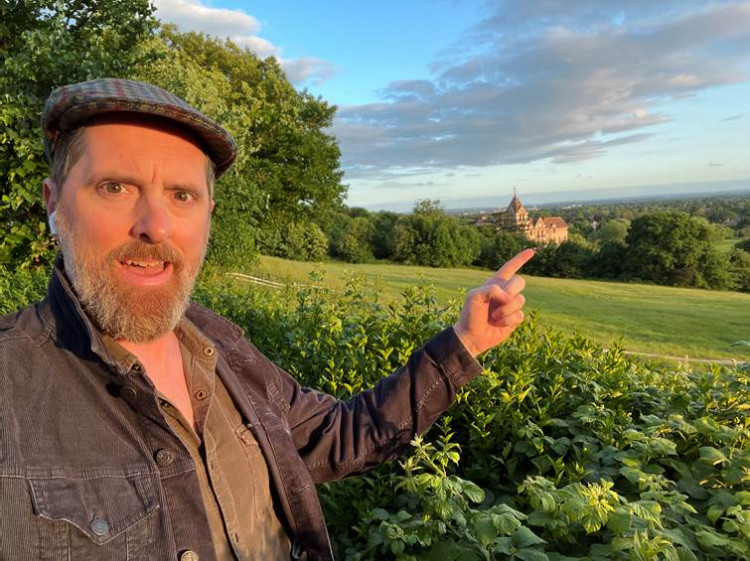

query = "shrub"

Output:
[[3, 265, 747, 560], [195, 271, 750, 561]]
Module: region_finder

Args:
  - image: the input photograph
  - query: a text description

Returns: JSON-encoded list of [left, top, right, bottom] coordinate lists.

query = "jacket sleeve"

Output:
[[276, 327, 482, 483]]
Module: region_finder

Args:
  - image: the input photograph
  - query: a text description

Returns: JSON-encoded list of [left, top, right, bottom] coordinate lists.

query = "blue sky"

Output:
[[154, 1, 750, 211]]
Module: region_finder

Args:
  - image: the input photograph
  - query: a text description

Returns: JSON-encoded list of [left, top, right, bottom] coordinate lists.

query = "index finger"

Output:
[[494, 248, 535, 281]]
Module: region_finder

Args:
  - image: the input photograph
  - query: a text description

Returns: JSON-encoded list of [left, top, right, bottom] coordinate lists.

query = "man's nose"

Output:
[[132, 196, 172, 243]]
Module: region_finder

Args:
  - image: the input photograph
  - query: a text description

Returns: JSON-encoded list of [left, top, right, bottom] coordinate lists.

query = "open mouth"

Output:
[[118, 258, 171, 278]]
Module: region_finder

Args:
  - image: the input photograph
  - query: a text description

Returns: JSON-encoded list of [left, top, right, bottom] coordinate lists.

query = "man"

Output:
[[0, 79, 532, 561]]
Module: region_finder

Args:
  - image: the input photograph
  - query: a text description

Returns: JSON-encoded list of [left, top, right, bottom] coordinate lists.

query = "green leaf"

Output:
[[707, 505, 725, 525], [516, 550, 550, 561], [606, 510, 632, 535], [513, 526, 547, 548], [699, 447, 728, 465], [493, 537, 513, 555], [371, 508, 390, 521], [695, 529, 731, 549], [473, 516, 496, 546], [463, 481, 485, 504], [425, 540, 465, 561]]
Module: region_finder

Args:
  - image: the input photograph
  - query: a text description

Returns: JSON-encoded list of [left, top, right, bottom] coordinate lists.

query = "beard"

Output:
[[55, 208, 205, 343]]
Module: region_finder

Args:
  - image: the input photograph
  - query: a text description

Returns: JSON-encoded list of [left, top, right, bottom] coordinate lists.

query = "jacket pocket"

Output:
[[28, 470, 158, 560]]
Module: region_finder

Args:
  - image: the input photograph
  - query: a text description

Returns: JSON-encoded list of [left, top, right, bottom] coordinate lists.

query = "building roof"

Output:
[[507, 194, 525, 213], [544, 217, 568, 228]]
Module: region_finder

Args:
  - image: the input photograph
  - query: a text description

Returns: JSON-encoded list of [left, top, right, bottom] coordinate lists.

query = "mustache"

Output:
[[108, 241, 184, 271]]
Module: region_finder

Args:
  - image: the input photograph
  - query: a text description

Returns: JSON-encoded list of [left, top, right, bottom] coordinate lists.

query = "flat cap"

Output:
[[42, 78, 237, 178]]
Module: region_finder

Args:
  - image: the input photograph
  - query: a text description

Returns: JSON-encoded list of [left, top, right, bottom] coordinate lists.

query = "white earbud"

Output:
[[48, 211, 58, 236]]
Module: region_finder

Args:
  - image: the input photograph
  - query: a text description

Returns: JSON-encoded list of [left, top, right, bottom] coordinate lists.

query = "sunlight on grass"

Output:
[[241, 256, 750, 361]]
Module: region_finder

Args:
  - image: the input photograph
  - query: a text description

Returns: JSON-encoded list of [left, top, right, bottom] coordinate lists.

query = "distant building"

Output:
[[496, 191, 568, 244]]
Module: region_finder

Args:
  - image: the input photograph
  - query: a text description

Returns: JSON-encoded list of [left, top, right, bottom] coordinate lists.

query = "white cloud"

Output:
[[152, 0, 335, 85], [154, 0, 260, 37], [336, 1, 750, 177], [282, 57, 337, 86]]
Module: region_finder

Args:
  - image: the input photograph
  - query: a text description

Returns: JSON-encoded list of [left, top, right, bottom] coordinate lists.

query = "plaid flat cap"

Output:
[[42, 78, 237, 178]]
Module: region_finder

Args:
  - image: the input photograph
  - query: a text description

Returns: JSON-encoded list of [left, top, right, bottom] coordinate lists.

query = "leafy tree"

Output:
[[728, 248, 750, 292], [0, 0, 157, 268], [370, 211, 399, 260], [589, 219, 630, 246], [547, 236, 594, 279], [329, 214, 375, 263], [392, 201, 480, 268], [135, 28, 345, 264], [475, 229, 524, 270], [624, 211, 727, 288], [587, 241, 628, 279]]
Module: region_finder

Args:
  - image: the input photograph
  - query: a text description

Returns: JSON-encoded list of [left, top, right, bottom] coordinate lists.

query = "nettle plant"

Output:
[[198, 273, 750, 561]]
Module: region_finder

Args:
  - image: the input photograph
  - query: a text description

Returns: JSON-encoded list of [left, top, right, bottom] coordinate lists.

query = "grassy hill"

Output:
[[242, 256, 750, 361]]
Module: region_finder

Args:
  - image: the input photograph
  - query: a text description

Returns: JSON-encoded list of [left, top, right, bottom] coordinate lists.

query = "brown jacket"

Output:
[[0, 267, 481, 560]]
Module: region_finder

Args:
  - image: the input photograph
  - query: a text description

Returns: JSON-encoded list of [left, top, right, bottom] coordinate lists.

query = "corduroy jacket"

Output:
[[0, 267, 481, 560]]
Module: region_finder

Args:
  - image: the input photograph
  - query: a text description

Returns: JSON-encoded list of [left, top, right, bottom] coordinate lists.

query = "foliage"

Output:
[[2, 262, 749, 560], [392, 200, 481, 268], [625, 212, 732, 289], [475, 229, 524, 270], [191, 268, 749, 561], [2, 4, 345, 270], [0, 0, 157, 268], [329, 214, 375, 263], [133, 28, 345, 265]]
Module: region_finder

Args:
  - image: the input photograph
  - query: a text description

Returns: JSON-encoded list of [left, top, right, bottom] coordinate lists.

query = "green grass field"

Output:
[[242, 256, 750, 361]]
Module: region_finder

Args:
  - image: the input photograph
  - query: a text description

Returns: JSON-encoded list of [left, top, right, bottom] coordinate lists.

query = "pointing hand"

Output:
[[453, 249, 535, 357]]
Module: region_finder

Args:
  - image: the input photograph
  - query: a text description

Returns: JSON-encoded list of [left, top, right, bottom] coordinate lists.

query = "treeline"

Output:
[[2, 0, 345, 269], [526, 212, 750, 291], [553, 195, 750, 239], [314, 199, 750, 292]]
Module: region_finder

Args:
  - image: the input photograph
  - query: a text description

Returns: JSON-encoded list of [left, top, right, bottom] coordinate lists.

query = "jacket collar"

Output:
[[44, 255, 127, 372]]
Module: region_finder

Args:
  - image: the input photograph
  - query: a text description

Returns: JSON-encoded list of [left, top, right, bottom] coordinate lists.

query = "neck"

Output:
[[117, 331, 180, 369]]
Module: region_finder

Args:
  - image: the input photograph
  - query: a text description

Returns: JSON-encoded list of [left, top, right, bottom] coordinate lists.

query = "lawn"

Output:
[[242, 256, 750, 361]]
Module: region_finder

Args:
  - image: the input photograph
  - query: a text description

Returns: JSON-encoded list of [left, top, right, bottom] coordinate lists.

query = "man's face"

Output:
[[45, 120, 214, 343]]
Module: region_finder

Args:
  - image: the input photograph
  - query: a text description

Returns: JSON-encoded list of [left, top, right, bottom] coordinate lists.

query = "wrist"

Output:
[[452, 324, 480, 357]]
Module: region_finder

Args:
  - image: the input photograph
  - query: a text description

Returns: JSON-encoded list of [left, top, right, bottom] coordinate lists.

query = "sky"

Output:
[[153, 0, 750, 211]]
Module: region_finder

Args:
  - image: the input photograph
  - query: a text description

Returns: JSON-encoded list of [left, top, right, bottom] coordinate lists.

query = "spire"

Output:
[[508, 189, 523, 212]]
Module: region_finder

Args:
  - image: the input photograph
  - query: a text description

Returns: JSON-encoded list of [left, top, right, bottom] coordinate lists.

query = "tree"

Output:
[[135, 28, 346, 264], [392, 201, 480, 268], [624, 211, 729, 288], [728, 248, 750, 292], [329, 214, 375, 263], [589, 219, 630, 246], [475, 229, 523, 270], [0, 0, 157, 268], [371, 211, 399, 260]]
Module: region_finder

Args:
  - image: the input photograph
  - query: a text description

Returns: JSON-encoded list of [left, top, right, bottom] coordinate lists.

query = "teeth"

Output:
[[125, 259, 163, 268]]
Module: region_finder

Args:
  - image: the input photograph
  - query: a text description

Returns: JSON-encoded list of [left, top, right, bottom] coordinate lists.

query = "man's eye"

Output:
[[103, 182, 125, 194], [174, 191, 194, 202]]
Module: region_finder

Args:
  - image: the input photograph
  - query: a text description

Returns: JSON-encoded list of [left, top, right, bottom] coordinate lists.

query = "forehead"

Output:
[[72, 116, 210, 184]]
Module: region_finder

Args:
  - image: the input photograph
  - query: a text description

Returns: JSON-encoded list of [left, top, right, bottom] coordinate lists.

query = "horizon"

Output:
[[359, 179, 750, 213], [153, 1, 750, 210]]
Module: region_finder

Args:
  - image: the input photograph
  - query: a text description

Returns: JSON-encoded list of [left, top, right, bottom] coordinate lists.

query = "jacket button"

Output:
[[155, 448, 175, 467], [194, 389, 208, 401], [179, 550, 199, 561], [121, 386, 138, 402], [90, 517, 109, 536], [202, 347, 215, 357], [132, 362, 143, 372]]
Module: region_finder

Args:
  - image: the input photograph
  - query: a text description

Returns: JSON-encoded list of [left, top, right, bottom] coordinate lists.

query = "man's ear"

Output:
[[210, 199, 215, 213], [43, 178, 58, 216]]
